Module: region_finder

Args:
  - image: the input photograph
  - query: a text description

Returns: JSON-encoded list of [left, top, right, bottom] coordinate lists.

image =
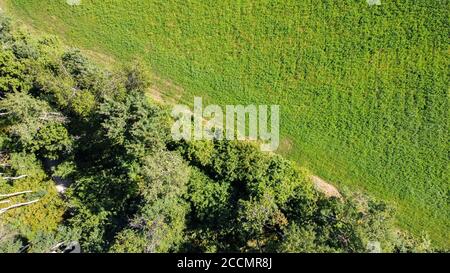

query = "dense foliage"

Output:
[[0, 13, 438, 253], [5, 0, 448, 245]]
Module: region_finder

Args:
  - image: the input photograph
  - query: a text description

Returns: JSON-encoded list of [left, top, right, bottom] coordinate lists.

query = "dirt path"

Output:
[[311, 175, 342, 198]]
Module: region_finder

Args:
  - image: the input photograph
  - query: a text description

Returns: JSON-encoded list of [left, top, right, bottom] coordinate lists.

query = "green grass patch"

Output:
[[5, 0, 449, 247]]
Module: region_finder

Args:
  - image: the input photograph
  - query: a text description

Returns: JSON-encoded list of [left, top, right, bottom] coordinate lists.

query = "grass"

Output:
[[4, 0, 449, 247]]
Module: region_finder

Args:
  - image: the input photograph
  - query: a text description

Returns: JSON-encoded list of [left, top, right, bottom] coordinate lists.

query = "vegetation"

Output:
[[3, 0, 448, 246], [0, 14, 439, 253]]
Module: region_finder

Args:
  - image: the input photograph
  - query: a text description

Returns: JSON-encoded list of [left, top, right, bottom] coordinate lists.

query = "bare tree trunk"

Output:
[[2, 175, 27, 181], [0, 190, 33, 198], [0, 199, 40, 215]]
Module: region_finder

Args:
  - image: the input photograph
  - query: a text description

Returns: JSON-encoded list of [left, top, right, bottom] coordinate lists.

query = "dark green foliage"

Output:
[[0, 14, 12, 42], [66, 76, 187, 252], [26, 225, 81, 253], [177, 139, 435, 252], [109, 151, 191, 253], [95, 91, 169, 158], [0, 50, 28, 94], [187, 168, 231, 225], [8, 0, 448, 245], [0, 224, 22, 253], [0, 92, 72, 160], [0, 13, 437, 253], [31, 123, 72, 160], [65, 205, 110, 253], [61, 49, 102, 92], [279, 224, 326, 253], [182, 168, 234, 252], [12, 39, 39, 60]]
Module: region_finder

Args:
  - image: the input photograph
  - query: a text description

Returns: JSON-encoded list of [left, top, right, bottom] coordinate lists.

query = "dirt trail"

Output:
[[311, 175, 342, 198], [152, 84, 343, 199]]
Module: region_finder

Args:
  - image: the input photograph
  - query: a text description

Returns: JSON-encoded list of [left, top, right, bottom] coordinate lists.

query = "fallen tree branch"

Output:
[[0, 199, 40, 215], [39, 112, 67, 123], [0, 190, 33, 199], [50, 242, 65, 253], [2, 175, 27, 181]]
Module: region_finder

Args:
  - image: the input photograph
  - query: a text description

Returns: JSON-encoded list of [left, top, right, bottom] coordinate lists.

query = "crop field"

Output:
[[3, 0, 449, 246]]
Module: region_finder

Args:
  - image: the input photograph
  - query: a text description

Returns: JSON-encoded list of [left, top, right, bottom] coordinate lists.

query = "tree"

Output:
[[122, 61, 151, 93], [94, 90, 169, 160], [0, 13, 435, 253], [0, 153, 64, 240], [61, 49, 103, 92], [237, 193, 287, 252], [110, 151, 190, 253], [278, 224, 324, 253], [0, 223, 22, 253], [0, 92, 71, 160], [182, 168, 233, 252], [186, 168, 231, 225], [0, 50, 29, 95], [0, 14, 12, 43], [26, 225, 81, 253], [32, 123, 72, 160]]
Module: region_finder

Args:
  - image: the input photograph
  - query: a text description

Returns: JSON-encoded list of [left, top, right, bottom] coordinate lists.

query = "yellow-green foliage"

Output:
[[0, 153, 64, 239]]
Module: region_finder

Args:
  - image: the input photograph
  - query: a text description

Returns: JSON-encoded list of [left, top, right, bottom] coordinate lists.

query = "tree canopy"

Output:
[[0, 14, 436, 253]]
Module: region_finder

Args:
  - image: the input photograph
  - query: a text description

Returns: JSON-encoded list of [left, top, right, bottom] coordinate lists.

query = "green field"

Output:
[[3, 0, 449, 246]]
